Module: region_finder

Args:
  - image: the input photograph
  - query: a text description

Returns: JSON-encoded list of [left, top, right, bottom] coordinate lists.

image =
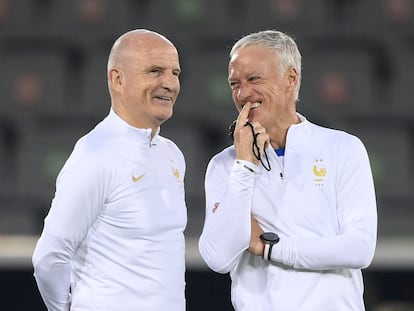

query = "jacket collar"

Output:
[[106, 108, 160, 146]]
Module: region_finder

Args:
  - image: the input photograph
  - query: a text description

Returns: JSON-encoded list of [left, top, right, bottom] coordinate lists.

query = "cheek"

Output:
[[231, 92, 241, 108], [234, 102, 242, 113], [175, 83, 181, 98]]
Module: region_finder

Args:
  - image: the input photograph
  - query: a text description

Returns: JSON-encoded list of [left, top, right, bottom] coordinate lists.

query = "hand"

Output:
[[248, 216, 264, 257], [234, 103, 269, 165]]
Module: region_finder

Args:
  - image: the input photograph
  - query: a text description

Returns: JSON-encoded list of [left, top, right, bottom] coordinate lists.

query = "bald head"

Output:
[[107, 29, 175, 72], [106, 29, 181, 131]]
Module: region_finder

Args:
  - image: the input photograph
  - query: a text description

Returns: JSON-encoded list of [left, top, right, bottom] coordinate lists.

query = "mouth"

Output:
[[245, 101, 262, 110], [154, 95, 173, 103]]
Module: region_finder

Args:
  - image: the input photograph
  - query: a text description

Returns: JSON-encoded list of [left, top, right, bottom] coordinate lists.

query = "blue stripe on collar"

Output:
[[275, 148, 285, 157]]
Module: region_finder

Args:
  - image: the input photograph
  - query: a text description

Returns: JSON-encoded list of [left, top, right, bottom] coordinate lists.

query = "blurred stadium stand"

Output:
[[0, 0, 413, 310]]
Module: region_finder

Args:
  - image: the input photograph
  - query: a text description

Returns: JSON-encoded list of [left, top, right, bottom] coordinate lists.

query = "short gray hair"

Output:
[[230, 30, 302, 101]]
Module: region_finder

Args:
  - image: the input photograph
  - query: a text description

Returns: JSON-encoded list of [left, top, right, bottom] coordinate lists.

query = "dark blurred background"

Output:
[[0, 0, 413, 310]]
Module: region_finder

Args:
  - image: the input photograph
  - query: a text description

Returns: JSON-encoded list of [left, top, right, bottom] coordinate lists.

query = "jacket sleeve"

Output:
[[199, 157, 259, 273], [32, 146, 106, 311], [271, 136, 377, 270]]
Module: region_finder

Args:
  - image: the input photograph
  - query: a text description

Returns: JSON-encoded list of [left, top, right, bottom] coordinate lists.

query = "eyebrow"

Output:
[[146, 65, 181, 74]]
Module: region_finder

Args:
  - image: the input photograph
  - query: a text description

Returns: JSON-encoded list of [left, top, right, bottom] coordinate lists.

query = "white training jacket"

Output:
[[199, 114, 377, 311], [32, 109, 187, 311]]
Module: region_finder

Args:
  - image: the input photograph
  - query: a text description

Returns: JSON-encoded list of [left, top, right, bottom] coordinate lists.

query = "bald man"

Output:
[[32, 29, 187, 311]]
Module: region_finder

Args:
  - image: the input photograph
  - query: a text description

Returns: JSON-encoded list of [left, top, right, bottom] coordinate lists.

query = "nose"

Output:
[[236, 82, 253, 102], [161, 72, 180, 93]]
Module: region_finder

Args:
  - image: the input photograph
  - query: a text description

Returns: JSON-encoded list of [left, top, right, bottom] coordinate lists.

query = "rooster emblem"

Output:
[[313, 159, 327, 186]]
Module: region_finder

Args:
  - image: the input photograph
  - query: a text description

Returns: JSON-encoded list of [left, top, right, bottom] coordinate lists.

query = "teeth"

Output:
[[157, 96, 171, 101], [251, 102, 261, 109]]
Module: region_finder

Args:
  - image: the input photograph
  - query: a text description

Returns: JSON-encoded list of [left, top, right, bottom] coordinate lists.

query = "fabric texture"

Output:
[[199, 114, 377, 311], [33, 109, 187, 311]]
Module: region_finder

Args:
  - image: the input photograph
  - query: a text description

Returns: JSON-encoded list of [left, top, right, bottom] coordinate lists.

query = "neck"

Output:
[[268, 112, 300, 148], [112, 105, 160, 136]]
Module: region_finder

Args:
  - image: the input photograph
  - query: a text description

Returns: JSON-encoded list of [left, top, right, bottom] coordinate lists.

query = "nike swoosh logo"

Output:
[[132, 173, 146, 183]]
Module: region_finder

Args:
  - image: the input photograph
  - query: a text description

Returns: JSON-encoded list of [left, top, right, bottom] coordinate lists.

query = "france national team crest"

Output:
[[313, 159, 327, 187], [172, 166, 183, 185], [170, 159, 183, 185]]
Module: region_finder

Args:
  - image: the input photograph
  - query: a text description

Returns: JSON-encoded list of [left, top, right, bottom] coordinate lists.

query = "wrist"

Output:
[[260, 232, 280, 261], [262, 243, 270, 260], [235, 160, 258, 173]]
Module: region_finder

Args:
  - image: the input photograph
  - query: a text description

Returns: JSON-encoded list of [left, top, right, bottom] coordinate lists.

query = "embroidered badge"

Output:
[[313, 159, 327, 187], [172, 166, 183, 184], [132, 173, 146, 183]]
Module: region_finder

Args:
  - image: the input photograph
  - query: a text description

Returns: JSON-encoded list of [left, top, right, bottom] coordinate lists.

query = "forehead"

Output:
[[144, 46, 179, 66], [128, 38, 180, 69], [228, 45, 278, 75]]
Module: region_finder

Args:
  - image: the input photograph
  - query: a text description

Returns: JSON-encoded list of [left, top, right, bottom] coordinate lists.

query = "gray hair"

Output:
[[230, 30, 302, 101]]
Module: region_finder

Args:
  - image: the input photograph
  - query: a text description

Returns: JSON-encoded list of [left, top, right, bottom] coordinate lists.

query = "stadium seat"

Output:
[[357, 0, 414, 41], [178, 46, 236, 128], [0, 48, 68, 118], [342, 121, 413, 200], [0, 117, 19, 196], [81, 45, 112, 118], [299, 41, 382, 123], [378, 197, 414, 238], [387, 43, 414, 119], [46, 0, 132, 44], [244, 0, 329, 39], [0, 196, 43, 235], [15, 115, 96, 205], [142, 0, 243, 40]]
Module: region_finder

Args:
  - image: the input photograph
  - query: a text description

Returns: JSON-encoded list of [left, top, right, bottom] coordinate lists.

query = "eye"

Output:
[[150, 68, 162, 74], [229, 81, 240, 90], [148, 66, 164, 75], [248, 75, 260, 83]]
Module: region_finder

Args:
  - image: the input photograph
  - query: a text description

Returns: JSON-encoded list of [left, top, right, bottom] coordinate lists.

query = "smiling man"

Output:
[[32, 29, 187, 311], [199, 30, 377, 310]]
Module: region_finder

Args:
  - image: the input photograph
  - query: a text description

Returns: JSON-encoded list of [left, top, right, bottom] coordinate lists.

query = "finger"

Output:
[[256, 133, 270, 154], [248, 121, 264, 132], [235, 102, 252, 130]]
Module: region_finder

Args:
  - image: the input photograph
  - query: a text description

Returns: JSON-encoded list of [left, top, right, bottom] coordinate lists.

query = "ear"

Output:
[[287, 67, 298, 88], [108, 68, 123, 92]]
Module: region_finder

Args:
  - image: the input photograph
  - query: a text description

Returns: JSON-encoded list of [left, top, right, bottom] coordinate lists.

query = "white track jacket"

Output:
[[33, 109, 187, 311], [199, 114, 377, 311]]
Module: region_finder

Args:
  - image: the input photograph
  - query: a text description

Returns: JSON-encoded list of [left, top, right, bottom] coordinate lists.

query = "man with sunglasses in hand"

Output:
[[199, 30, 377, 311]]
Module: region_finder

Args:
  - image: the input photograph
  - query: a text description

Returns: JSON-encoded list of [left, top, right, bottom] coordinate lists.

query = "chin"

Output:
[[156, 111, 173, 124]]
